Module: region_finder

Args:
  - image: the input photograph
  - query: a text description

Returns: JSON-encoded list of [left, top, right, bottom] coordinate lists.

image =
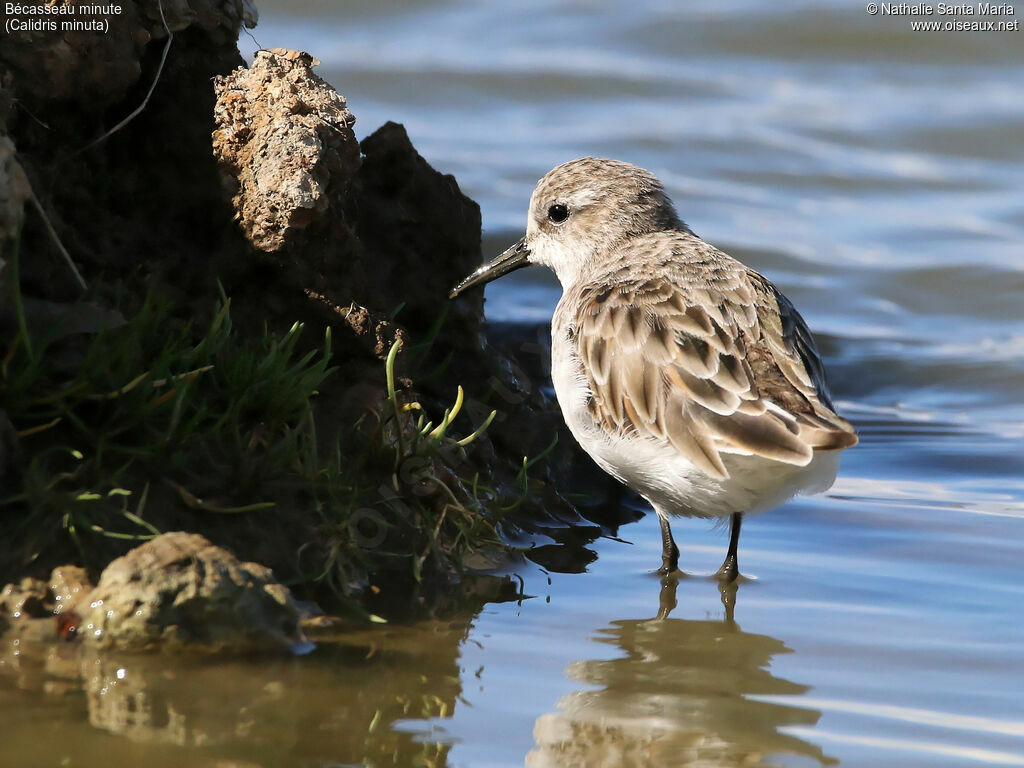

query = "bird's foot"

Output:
[[714, 554, 740, 583], [656, 554, 681, 577]]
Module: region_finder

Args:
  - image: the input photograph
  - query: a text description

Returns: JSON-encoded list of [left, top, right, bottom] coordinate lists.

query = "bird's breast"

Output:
[[547, 308, 840, 519]]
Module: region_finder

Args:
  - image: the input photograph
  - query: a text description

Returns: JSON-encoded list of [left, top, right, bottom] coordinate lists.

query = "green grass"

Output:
[[313, 335, 505, 594], [0, 264, 521, 603], [0, 282, 334, 570]]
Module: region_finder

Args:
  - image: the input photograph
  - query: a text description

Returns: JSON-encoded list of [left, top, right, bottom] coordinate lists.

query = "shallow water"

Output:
[[5, 1, 1024, 766]]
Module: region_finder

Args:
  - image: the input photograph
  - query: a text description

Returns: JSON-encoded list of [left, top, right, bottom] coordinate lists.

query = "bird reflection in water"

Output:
[[527, 579, 835, 768]]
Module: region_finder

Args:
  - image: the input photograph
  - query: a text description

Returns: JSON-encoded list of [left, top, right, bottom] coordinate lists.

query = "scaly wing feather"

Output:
[[573, 246, 857, 481]]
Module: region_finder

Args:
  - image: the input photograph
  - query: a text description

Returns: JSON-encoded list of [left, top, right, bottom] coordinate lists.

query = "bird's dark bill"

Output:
[[449, 236, 531, 298]]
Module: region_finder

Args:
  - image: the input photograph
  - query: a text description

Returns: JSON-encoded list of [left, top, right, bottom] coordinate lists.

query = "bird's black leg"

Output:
[[715, 512, 743, 582], [657, 513, 679, 575]]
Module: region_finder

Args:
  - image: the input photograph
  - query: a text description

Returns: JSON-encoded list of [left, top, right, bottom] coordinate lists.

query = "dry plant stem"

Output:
[[12, 99, 51, 130], [77, 0, 174, 154], [27, 188, 87, 292]]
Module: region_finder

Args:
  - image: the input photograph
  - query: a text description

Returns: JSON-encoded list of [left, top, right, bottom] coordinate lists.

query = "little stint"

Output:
[[450, 157, 857, 581]]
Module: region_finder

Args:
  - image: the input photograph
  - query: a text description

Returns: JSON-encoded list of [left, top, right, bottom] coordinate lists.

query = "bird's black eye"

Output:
[[547, 203, 569, 224]]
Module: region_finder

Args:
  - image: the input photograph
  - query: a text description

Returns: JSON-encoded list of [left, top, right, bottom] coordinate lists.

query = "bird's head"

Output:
[[449, 157, 685, 298]]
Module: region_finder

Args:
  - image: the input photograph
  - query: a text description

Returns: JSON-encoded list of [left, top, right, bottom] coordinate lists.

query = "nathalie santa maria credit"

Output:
[[877, 2, 1014, 13]]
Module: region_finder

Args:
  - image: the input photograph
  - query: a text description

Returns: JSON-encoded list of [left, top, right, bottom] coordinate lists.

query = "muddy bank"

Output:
[[0, 1, 622, 631]]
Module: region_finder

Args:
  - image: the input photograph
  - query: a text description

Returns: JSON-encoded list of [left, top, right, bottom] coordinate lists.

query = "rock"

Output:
[[48, 565, 93, 616], [0, 577, 49, 621], [0, 408, 16, 485], [212, 49, 360, 253], [150, 0, 258, 37], [0, 133, 30, 243], [211, 52, 484, 373], [2, 0, 252, 301], [0, 0, 587, 595], [82, 532, 307, 653], [305, 293, 405, 360], [0, 566, 92, 642], [0, 565, 93, 618], [0, 4, 144, 110], [346, 121, 485, 340], [0, 1, 256, 112]]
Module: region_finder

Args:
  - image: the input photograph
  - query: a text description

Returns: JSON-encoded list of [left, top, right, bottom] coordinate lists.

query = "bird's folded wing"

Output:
[[574, 266, 857, 481]]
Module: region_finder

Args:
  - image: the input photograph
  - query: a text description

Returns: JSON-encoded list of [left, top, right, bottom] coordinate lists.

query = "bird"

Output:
[[449, 157, 857, 581]]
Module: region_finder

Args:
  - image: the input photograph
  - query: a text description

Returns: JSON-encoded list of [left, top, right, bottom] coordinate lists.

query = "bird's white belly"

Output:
[[550, 331, 839, 519]]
